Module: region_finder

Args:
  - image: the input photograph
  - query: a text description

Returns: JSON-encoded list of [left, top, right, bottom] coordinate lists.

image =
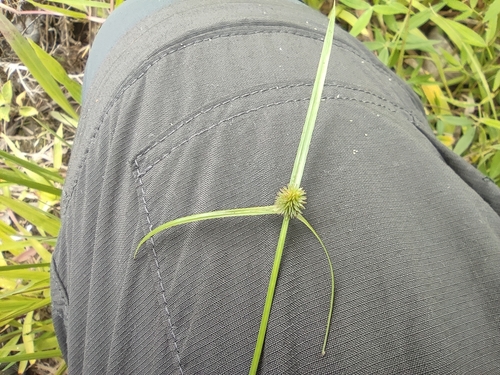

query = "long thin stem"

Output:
[[249, 217, 290, 374], [250, 8, 336, 374], [289, 12, 336, 188], [134, 8, 337, 373]]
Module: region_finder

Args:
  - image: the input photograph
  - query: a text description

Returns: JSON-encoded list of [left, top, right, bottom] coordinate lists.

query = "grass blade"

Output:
[[0, 349, 62, 363], [28, 39, 82, 105], [251, 9, 336, 373], [27, 1, 88, 19], [135, 206, 276, 257], [0, 151, 65, 184], [249, 217, 289, 374], [0, 299, 51, 327], [289, 9, 336, 188], [44, 0, 111, 9], [0, 170, 62, 196], [0, 196, 60, 237], [297, 214, 334, 356], [0, 13, 78, 120], [22, 311, 35, 368]]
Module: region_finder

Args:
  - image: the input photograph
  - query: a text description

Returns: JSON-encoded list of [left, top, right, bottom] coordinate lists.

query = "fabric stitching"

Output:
[[135, 94, 420, 178], [134, 159, 184, 375], [69, 25, 419, 370], [66, 27, 402, 204], [132, 95, 421, 373], [135, 82, 415, 164], [123, 30, 392, 98]]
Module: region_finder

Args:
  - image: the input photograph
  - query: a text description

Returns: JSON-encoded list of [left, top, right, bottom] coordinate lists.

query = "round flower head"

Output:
[[274, 184, 306, 219]]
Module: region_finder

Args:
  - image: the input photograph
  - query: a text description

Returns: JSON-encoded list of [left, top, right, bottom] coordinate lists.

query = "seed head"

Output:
[[274, 184, 306, 219]]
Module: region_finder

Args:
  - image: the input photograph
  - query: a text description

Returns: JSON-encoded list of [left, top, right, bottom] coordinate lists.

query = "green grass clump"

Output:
[[0, 0, 499, 373], [307, 0, 500, 180]]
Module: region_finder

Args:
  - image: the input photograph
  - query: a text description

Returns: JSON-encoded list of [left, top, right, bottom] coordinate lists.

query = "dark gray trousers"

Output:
[[51, 0, 500, 373]]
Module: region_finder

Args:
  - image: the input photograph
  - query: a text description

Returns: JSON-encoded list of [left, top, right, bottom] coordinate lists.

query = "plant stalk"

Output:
[[249, 217, 290, 374]]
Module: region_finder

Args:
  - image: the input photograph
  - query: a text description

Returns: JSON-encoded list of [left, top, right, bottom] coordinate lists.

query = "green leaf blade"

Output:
[[297, 214, 334, 356], [0, 170, 62, 196], [0, 150, 64, 183], [453, 126, 476, 156], [289, 10, 336, 188], [0, 13, 79, 120], [0, 196, 60, 237], [135, 206, 277, 257], [28, 39, 82, 105]]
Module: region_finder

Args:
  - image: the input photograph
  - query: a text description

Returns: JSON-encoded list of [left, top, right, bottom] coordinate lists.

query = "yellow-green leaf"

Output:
[[408, 7, 432, 30], [1, 81, 13, 103], [0, 196, 60, 237], [340, 0, 371, 10], [484, 0, 500, 22], [303, 0, 325, 10], [50, 111, 79, 128], [0, 335, 21, 358], [489, 150, 500, 179], [28, 39, 82, 105], [0, 106, 10, 122], [453, 126, 476, 156], [493, 69, 500, 92], [421, 83, 451, 115], [350, 7, 373, 37], [44, 0, 111, 10], [0, 13, 78, 119], [27, 1, 88, 19], [0, 269, 50, 282], [435, 16, 486, 48], [0, 279, 50, 300], [53, 124, 63, 170], [373, 3, 408, 15], [0, 349, 61, 363], [22, 311, 35, 365], [437, 134, 455, 148], [478, 118, 500, 129], [444, 0, 472, 12], [0, 169, 62, 196], [0, 298, 51, 327], [0, 150, 64, 184], [337, 8, 359, 28], [18, 106, 38, 117]]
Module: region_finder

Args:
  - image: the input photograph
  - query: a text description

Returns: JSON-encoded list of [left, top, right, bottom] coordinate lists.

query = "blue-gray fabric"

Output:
[[83, 0, 305, 97], [82, 0, 180, 96], [51, 0, 500, 373]]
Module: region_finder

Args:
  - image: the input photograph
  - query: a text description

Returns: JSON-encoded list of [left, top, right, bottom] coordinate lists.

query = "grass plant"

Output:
[[0, 0, 499, 373], [134, 13, 337, 373]]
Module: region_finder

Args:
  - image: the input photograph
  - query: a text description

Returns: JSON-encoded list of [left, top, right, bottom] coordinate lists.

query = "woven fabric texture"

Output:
[[51, 0, 500, 373]]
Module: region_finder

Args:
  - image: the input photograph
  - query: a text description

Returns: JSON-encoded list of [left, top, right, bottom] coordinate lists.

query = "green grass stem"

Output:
[[249, 217, 290, 374], [250, 9, 336, 373], [289, 9, 336, 188]]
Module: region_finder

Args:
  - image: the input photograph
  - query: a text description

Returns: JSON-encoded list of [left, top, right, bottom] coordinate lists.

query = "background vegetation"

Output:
[[0, 0, 498, 373]]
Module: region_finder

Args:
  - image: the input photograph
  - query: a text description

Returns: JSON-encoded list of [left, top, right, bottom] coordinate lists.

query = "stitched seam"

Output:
[[136, 95, 418, 178], [133, 96, 420, 373], [66, 28, 399, 203], [135, 82, 414, 163], [135, 159, 184, 375]]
